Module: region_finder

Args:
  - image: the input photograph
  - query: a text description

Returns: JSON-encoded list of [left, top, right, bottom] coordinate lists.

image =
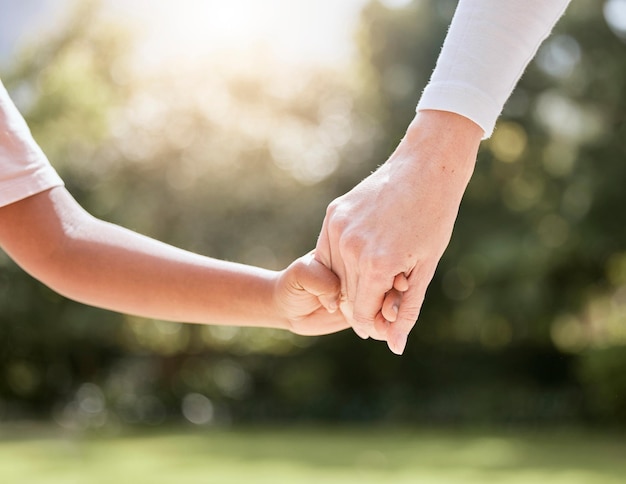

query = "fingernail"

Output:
[[327, 300, 338, 313], [390, 333, 407, 355], [392, 304, 399, 317]]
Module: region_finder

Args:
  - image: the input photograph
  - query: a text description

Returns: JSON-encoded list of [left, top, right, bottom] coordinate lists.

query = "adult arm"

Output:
[[316, 0, 571, 354]]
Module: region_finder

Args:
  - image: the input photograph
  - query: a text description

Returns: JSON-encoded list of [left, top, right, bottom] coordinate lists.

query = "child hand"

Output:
[[274, 251, 349, 336], [359, 273, 409, 342], [382, 273, 409, 323]]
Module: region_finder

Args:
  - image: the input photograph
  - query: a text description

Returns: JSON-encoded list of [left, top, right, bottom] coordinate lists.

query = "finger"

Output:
[[353, 326, 370, 339], [294, 308, 351, 336], [381, 288, 403, 323], [316, 213, 353, 320], [372, 311, 390, 341], [316, 204, 370, 338], [386, 278, 428, 355], [393, 273, 410, 292], [342, 260, 359, 323], [327, 241, 359, 334], [314, 216, 333, 269], [316, 314, 351, 335], [352, 274, 395, 330], [337, 299, 368, 339], [311, 307, 351, 332], [318, 289, 339, 313], [381, 274, 408, 323], [297, 254, 340, 313]]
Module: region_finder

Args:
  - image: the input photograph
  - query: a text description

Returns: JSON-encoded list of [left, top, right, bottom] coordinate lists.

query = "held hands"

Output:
[[271, 250, 403, 339], [315, 111, 483, 354], [274, 251, 349, 336]]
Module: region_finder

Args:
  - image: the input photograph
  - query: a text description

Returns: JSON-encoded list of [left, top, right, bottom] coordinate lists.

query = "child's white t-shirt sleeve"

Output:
[[417, 0, 572, 138], [0, 81, 64, 208]]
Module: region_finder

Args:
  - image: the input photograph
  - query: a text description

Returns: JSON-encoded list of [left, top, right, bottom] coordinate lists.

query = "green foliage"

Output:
[[1, 0, 626, 426], [578, 346, 626, 422]]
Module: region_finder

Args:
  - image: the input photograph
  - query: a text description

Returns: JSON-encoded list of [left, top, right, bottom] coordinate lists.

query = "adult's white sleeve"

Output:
[[416, 0, 571, 138]]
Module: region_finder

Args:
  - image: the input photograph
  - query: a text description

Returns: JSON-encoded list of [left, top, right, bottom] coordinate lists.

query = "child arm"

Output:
[[0, 186, 346, 334]]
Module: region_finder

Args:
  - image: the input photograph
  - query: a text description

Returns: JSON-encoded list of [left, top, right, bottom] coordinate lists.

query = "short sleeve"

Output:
[[0, 80, 64, 208]]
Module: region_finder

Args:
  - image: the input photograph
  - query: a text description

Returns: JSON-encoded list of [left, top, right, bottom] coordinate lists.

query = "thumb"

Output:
[[298, 254, 340, 313]]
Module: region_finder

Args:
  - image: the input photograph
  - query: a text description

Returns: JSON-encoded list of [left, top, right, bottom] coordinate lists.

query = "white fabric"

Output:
[[417, 0, 572, 138], [0, 80, 64, 208]]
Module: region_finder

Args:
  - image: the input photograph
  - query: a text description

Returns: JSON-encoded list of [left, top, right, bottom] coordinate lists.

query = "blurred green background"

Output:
[[1, 0, 626, 480]]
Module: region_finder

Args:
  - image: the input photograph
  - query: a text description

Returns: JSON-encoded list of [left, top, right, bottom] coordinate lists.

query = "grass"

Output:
[[0, 424, 625, 483]]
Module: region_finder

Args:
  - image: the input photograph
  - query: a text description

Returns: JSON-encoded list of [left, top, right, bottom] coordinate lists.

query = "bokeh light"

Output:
[[103, 0, 368, 72], [604, 0, 626, 40]]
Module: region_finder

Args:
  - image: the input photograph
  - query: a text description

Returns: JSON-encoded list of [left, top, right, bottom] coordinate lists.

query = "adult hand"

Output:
[[315, 110, 483, 354]]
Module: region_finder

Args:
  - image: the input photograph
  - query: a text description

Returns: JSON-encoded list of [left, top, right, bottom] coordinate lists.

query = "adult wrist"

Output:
[[390, 110, 482, 188]]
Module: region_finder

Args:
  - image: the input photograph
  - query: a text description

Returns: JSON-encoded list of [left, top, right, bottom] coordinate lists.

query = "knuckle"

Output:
[[326, 210, 351, 237], [326, 198, 341, 216], [362, 248, 396, 277], [325, 198, 349, 223], [366, 252, 390, 274], [339, 229, 367, 254]]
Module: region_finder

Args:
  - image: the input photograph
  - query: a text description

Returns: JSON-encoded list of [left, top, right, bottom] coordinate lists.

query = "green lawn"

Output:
[[0, 424, 625, 483]]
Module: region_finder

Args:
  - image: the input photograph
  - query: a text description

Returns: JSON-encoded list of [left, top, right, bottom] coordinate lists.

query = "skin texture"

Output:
[[316, 109, 483, 354], [0, 187, 348, 336]]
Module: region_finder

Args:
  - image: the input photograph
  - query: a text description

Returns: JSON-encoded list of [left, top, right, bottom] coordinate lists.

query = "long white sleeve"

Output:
[[417, 0, 571, 138]]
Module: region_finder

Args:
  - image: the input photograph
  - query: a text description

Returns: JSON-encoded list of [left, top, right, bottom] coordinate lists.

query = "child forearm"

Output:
[[0, 187, 288, 329], [57, 221, 285, 328]]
